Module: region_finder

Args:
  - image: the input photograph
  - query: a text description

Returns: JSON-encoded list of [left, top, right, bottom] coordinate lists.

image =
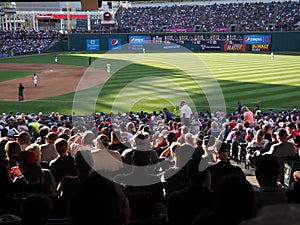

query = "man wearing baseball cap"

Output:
[[264, 128, 295, 157]]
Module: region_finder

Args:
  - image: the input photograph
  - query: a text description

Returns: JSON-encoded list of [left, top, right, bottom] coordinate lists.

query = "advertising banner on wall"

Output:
[[200, 44, 221, 51], [128, 35, 151, 44], [128, 35, 151, 50], [243, 34, 271, 44], [250, 44, 271, 52], [108, 38, 122, 50], [224, 44, 246, 52], [86, 39, 99, 50]]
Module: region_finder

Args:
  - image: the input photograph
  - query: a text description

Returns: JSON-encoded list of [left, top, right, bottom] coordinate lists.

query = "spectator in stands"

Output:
[[160, 143, 194, 198], [68, 171, 130, 225], [254, 154, 286, 211], [208, 142, 245, 190], [263, 128, 296, 157], [5, 140, 22, 179], [114, 149, 166, 220], [14, 131, 32, 151], [122, 131, 158, 167], [49, 138, 77, 184], [91, 133, 123, 174], [56, 150, 94, 217], [40, 132, 58, 163], [25, 143, 41, 163], [167, 156, 212, 225], [192, 174, 256, 225], [108, 129, 129, 155], [12, 150, 56, 198], [35, 126, 50, 145], [20, 193, 52, 225]]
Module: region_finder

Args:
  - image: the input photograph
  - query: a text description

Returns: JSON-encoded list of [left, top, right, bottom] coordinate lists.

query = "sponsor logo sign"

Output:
[[86, 39, 99, 50], [128, 36, 151, 44], [224, 44, 246, 52], [243, 35, 271, 44], [108, 38, 122, 50], [251, 44, 270, 52]]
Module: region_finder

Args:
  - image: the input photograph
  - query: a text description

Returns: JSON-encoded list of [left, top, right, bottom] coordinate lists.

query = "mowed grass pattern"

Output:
[[0, 52, 299, 114]]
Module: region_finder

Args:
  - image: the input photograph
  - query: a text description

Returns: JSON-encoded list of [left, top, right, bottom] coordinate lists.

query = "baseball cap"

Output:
[[14, 131, 31, 139], [217, 142, 230, 153], [14, 131, 32, 144]]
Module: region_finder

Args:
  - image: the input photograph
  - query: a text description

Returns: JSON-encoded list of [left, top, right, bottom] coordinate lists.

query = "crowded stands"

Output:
[[0, 30, 67, 56], [1, 103, 300, 224], [117, 1, 300, 32]]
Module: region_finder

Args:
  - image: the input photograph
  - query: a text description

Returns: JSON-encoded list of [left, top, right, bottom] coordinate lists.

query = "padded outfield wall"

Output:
[[67, 31, 300, 53]]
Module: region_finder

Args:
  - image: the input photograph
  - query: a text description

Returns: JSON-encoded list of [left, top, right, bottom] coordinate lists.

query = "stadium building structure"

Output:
[[0, 1, 129, 31]]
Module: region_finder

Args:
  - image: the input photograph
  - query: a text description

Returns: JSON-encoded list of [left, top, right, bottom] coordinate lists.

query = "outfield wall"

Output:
[[67, 31, 300, 52]]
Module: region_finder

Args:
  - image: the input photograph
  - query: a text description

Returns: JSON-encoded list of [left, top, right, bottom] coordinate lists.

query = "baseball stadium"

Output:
[[1, 1, 300, 225]]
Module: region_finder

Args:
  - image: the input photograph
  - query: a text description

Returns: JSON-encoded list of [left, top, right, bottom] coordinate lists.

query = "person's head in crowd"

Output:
[[0, 136, 10, 156], [62, 128, 71, 137], [213, 142, 230, 162], [213, 174, 256, 223], [5, 141, 21, 167], [74, 150, 93, 175], [255, 129, 266, 142], [1, 127, 8, 138], [45, 132, 58, 144], [143, 125, 151, 135], [68, 172, 130, 225], [187, 155, 210, 188], [126, 122, 136, 134], [132, 131, 150, 151], [131, 150, 152, 166], [166, 131, 176, 145], [25, 143, 41, 162], [111, 129, 122, 144], [180, 125, 189, 135], [38, 126, 50, 140], [81, 130, 95, 147], [255, 154, 281, 187], [50, 125, 57, 133], [54, 138, 69, 156], [172, 142, 194, 168], [94, 134, 109, 149], [100, 126, 109, 136], [275, 128, 288, 142], [21, 193, 52, 225], [15, 131, 32, 149], [184, 133, 194, 146], [57, 132, 70, 141]]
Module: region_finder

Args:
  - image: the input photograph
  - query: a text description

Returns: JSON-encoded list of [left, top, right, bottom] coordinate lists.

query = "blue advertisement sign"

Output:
[[108, 38, 122, 50], [243, 35, 271, 44], [86, 39, 99, 50], [128, 35, 151, 44]]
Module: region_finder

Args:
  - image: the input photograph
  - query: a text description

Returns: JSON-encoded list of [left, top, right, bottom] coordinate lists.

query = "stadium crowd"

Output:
[[0, 30, 67, 56], [117, 1, 300, 32], [1, 101, 300, 225], [0, 2, 299, 55]]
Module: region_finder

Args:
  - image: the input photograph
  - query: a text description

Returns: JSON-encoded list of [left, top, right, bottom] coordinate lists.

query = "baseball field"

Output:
[[0, 51, 299, 115]]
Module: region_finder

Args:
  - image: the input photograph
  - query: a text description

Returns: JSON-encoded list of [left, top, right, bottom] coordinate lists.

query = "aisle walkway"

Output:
[[230, 160, 259, 187]]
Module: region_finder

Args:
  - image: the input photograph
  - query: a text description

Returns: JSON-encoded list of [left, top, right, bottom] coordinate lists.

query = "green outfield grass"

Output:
[[0, 52, 299, 115]]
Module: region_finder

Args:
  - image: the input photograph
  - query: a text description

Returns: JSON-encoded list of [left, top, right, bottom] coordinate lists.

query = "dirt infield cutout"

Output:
[[0, 63, 110, 101]]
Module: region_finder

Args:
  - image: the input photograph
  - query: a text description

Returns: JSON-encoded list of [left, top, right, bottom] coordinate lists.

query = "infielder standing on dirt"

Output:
[[18, 82, 24, 101], [33, 73, 37, 87]]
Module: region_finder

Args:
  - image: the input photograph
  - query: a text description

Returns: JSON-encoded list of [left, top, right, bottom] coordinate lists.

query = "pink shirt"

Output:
[[244, 111, 254, 125]]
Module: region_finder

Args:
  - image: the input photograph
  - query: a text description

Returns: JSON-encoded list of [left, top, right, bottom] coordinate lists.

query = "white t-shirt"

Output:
[[91, 149, 123, 172], [181, 104, 192, 119]]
